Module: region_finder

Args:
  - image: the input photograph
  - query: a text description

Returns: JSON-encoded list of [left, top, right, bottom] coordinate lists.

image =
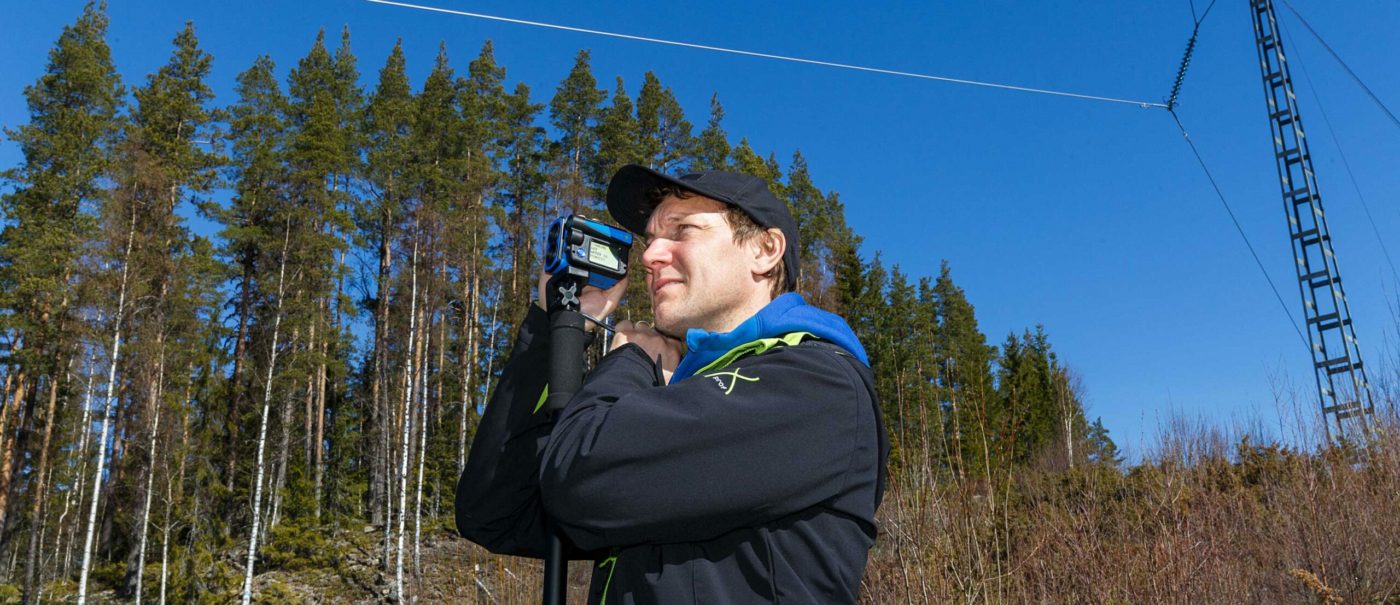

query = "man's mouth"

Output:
[[651, 277, 680, 296]]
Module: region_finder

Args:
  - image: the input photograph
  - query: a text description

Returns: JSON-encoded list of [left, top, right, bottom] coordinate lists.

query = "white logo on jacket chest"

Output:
[[701, 368, 759, 395]]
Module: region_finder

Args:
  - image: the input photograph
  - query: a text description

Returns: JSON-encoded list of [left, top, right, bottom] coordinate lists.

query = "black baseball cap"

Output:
[[606, 164, 800, 291]]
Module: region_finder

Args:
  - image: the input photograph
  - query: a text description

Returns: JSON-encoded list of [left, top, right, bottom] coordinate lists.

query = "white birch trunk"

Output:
[[134, 348, 165, 603], [160, 372, 189, 605], [241, 222, 292, 605], [58, 341, 99, 576], [77, 211, 137, 605], [394, 231, 420, 603], [413, 308, 431, 593], [458, 235, 478, 476]]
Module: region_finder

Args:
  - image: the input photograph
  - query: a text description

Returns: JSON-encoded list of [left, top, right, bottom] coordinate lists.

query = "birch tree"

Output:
[[76, 208, 136, 605], [240, 223, 291, 605]]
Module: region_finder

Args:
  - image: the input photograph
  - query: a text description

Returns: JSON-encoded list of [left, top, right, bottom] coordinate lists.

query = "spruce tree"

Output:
[[693, 93, 731, 171], [784, 152, 825, 298], [931, 261, 997, 479]]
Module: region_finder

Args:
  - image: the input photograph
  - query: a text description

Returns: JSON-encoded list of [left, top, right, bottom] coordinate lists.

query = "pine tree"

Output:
[[730, 139, 783, 196], [111, 20, 220, 598], [591, 77, 640, 194], [635, 72, 694, 172], [591, 77, 651, 320], [548, 50, 604, 213], [496, 82, 547, 323], [217, 54, 286, 497], [0, 1, 123, 557], [362, 39, 413, 530], [279, 26, 361, 533]]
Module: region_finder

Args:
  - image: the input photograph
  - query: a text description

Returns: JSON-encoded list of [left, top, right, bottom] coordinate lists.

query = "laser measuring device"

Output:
[[543, 214, 633, 290]]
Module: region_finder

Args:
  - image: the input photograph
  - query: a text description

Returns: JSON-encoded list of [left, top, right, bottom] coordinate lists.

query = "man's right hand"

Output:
[[535, 271, 628, 324]]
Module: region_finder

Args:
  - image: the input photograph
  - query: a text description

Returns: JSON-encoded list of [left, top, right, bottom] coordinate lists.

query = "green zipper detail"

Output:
[[598, 550, 619, 604], [692, 332, 815, 376], [533, 384, 549, 414]]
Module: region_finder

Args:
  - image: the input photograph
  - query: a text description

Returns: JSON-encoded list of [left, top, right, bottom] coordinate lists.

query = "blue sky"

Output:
[[3, 0, 1399, 459]]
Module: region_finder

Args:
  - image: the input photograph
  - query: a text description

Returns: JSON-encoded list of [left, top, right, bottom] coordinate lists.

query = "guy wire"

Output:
[[1170, 111, 1310, 350], [1284, 20, 1400, 291], [365, 0, 1169, 110], [1279, 0, 1400, 132]]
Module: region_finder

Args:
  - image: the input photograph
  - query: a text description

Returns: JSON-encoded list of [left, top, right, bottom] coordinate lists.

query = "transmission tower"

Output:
[[1250, 0, 1373, 439]]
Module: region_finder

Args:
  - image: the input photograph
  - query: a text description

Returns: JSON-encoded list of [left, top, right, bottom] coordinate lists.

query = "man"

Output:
[[456, 164, 887, 604]]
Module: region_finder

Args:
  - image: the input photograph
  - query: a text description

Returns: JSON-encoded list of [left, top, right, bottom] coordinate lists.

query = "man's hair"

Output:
[[645, 185, 789, 297]]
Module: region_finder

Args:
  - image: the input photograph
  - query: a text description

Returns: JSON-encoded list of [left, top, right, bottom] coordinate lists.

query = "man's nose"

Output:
[[641, 237, 670, 268]]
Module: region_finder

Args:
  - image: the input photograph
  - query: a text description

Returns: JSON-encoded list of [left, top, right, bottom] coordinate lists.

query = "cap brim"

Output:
[[606, 164, 699, 236]]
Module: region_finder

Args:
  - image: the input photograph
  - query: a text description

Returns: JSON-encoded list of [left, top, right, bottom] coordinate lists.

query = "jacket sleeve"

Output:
[[454, 304, 560, 558], [539, 341, 875, 551]]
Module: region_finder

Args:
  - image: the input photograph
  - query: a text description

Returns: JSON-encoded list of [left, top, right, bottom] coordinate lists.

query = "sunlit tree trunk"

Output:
[[0, 366, 31, 539], [22, 344, 66, 601], [241, 222, 292, 605], [313, 312, 328, 521], [134, 347, 165, 603], [77, 209, 137, 605], [269, 323, 300, 532], [412, 307, 432, 594], [394, 229, 420, 603], [59, 344, 99, 577], [159, 370, 190, 605]]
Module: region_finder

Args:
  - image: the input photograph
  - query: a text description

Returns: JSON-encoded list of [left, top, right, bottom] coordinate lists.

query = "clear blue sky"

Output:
[[4, 0, 1399, 460]]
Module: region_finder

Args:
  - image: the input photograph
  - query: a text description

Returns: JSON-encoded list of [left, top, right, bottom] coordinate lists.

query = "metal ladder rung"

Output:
[[1306, 274, 1338, 291], [1316, 357, 1362, 375], [1307, 311, 1339, 326], [1336, 406, 1373, 420], [1292, 229, 1327, 247], [1285, 188, 1313, 204]]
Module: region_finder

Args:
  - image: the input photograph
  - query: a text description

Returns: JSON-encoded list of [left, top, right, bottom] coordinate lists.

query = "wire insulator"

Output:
[[1167, 26, 1200, 111]]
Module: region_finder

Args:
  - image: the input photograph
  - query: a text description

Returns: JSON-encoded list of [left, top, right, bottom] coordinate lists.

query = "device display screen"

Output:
[[587, 240, 621, 272]]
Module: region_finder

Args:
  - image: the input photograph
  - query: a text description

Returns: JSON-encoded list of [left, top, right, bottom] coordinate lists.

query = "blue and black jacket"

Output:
[[457, 293, 888, 604]]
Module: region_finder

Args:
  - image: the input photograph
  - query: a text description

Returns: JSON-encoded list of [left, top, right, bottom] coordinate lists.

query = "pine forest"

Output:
[[2, 5, 1398, 604]]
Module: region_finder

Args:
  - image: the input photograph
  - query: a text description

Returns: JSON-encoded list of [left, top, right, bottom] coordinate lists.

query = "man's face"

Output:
[[642, 194, 769, 337]]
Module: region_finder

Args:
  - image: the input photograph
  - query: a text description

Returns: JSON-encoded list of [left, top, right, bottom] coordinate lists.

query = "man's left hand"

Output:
[[611, 320, 682, 384]]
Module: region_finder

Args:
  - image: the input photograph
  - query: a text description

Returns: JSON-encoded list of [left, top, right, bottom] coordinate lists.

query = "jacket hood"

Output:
[[671, 293, 870, 382]]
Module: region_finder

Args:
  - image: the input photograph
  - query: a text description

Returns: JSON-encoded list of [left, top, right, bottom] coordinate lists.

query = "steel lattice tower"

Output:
[[1250, 0, 1373, 438]]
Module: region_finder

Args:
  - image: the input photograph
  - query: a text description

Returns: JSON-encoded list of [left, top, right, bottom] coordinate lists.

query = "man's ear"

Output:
[[750, 227, 785, 277]]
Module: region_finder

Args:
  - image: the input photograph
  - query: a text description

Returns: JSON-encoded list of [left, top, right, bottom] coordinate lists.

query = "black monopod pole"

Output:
[[542, 273, 589, 605]]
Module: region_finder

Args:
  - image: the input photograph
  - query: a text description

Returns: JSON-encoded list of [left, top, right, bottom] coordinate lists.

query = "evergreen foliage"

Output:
[[0, 9, 1118, 601]]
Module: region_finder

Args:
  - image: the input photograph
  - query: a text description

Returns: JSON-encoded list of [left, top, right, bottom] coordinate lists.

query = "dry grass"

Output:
[[861, 403, 1400, 605]]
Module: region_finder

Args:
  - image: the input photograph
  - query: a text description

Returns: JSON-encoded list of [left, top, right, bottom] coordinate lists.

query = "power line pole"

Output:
[[1250, 0, 1373, 439]]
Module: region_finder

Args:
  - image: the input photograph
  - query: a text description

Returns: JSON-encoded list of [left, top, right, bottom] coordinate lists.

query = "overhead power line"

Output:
[[365, 0, 1169, 110]]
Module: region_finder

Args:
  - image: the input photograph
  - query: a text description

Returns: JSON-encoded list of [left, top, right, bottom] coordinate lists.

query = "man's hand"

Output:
[[536, 271, 627, 326], [611, 320, 683, 384]]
